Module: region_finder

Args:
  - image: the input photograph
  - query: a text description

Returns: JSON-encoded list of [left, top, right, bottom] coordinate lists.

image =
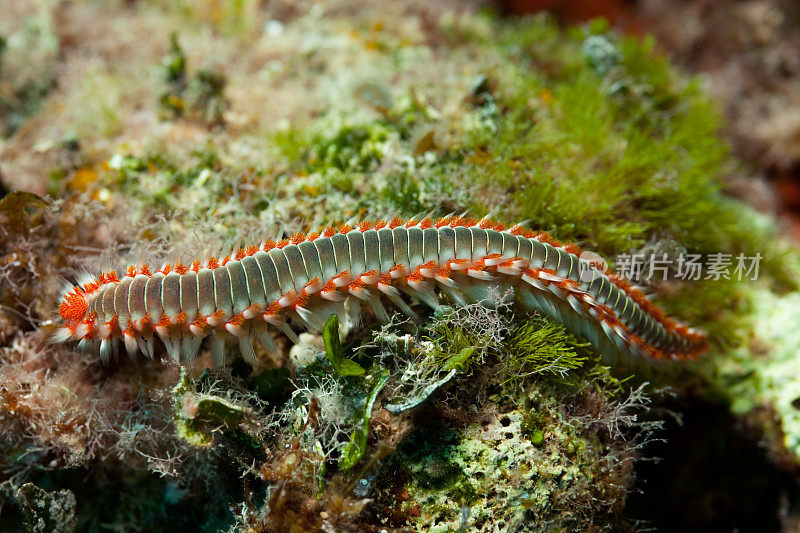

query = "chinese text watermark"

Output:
[[578, 251, 762, 282]]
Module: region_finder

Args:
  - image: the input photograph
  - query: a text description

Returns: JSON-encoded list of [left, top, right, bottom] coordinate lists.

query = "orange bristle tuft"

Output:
[[59, 291, 88, 322]]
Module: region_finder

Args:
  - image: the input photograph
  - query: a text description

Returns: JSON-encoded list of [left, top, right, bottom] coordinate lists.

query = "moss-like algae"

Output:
[[3, 2, 800, 531]]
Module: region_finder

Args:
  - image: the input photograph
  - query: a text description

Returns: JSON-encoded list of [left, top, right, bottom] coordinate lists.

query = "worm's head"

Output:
[[58, 287, 88, 324]]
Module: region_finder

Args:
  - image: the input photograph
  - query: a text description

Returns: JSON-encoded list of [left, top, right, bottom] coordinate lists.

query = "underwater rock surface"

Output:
[[1, 0, 799, 531]]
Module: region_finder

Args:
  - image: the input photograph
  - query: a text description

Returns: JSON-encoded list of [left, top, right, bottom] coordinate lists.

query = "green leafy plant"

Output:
[[338, 367, 389, 471], [323, 314, 365, 377]]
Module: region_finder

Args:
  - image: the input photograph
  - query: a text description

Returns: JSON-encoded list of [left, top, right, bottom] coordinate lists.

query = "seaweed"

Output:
[[157, 34, 229, 126], [2, 2, 799, 531]]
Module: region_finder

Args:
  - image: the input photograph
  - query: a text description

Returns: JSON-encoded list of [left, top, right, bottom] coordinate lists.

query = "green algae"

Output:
[[158, 33, 228, 125], [323, 314, 365, 377], [711, 288, 800, 459], [173, 369, 264, 459], [425, 320, 481, 373], [4, 2, 799, 531], [338, 366, 389, 471], [504, 319, 589, 381], [319, 315, 389, 471]]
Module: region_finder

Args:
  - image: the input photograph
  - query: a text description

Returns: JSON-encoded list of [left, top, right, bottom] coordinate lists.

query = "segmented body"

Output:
[[55, 217, 707, 366]]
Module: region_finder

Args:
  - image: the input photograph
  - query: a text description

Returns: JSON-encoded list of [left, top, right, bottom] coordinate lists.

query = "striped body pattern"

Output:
[[55, 217, 707, 367]]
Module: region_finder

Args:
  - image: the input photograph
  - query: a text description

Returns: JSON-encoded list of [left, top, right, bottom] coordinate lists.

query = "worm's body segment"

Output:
[[55, 218, 707, 366]]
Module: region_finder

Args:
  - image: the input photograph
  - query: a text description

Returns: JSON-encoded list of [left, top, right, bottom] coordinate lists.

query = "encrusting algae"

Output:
[[1, 1, 799, 531]]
